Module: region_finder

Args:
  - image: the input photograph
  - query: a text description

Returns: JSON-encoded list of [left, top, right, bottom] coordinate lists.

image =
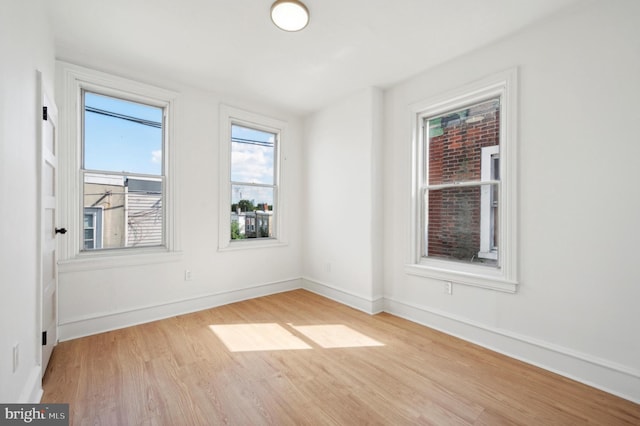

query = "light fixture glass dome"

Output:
[[271, 0, 309, 32]]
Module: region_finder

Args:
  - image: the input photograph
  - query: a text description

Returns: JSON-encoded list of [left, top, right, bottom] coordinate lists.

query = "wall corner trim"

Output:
[[301, 277, 384, 315]]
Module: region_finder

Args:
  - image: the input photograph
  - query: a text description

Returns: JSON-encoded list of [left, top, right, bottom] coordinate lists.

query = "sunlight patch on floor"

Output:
[[209, 323, 311, 352], [288, 324, 385, 348], [209, 323, 384, 352]]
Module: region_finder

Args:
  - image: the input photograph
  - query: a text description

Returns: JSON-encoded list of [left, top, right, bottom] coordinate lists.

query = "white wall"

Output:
[[302, 87, 384, 313], [382, 0, 640, 402], [55, 75, 304, 340], [4, 0, 637, 407], [0, 0, 55, 402]]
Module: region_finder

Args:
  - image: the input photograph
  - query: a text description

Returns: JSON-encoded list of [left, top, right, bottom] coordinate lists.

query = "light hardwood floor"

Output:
[[42, 290, 640, 425]]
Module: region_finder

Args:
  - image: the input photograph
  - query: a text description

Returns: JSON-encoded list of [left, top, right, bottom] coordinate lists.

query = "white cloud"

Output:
[[231, 143, 274, 184], [150, 149, 162, 164]]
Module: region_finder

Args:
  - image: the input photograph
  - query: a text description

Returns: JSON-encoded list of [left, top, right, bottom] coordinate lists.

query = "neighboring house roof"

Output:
[[127, 178, 161, 193]]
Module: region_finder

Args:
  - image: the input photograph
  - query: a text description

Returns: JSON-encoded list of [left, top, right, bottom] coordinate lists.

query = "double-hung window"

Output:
[[407, 69, 518, 292], [57, 62, 178, 262], [82, 91, 165, 250], [230, 124, 277, 240], [219, 105, 286, 250]]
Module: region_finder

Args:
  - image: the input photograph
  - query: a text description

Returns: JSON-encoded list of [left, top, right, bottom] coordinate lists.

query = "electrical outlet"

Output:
[[12, 343, 19, 373], [184, 270, 192, 281], [445, 282, 453, 295]]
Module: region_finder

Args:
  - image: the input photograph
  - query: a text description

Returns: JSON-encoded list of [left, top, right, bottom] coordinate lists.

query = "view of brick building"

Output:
[[426, 99, 500, 263]]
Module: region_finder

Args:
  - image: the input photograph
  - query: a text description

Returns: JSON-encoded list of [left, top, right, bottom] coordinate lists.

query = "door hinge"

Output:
[[42, 106, 48, 121], [42, 331, 47, 346]]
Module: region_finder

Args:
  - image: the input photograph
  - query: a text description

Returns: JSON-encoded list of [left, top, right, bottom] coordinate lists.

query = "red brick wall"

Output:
[[426, 101, 499, 261]]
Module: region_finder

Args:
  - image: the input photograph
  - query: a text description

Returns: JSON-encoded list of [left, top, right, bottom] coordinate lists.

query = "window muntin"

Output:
[[82, 91, 165, 250], [422, 98, 500, 267], [229, 124, 277, 241]]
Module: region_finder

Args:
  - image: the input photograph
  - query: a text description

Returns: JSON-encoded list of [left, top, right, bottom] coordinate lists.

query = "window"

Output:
[[219, 105, 286, 250], [423, 98, 500, 265], [83, 207, 103, 250], [230, 124, 277, 240], [82, 92, 164, 250], [57, 62, 179, 263], [407, 69, 518, 292]]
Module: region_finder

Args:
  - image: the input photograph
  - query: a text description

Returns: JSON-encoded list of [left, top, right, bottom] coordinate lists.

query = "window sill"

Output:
[[58, 248, 183, 273], [404, 263, 518, 293], [218, 239, 288, 252]]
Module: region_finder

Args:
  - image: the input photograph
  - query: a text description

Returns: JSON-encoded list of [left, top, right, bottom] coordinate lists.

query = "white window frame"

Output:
[[56, 62, 181, 269], [218, 105, 288, 251], [478, 145, 500, 260], [405, 68, 519, 293]]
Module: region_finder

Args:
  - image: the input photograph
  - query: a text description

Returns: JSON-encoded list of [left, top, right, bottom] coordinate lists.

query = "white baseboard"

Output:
[[54, 276, 639, 404], [18, 366, 43, 403], [58, 278, 302, 341], [301, 277, 384, 314], [384, 297, 640, 404]]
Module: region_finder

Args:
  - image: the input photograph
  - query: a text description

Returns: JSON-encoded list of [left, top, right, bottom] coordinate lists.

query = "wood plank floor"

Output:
[[42, 289, 640, 425]]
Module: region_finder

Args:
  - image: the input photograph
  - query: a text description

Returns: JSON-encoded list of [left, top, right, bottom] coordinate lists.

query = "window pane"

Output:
[[426, 185, 498, 266], [82, 91, 165, 251], [231, 124, 275, 185], [427, 99, 500, 185], [84, 92, 163, 175], [231, 184, 274, 211], [231, 184, 274, 240], [127, 178, 163, 247], [83, 173, 163, 249]]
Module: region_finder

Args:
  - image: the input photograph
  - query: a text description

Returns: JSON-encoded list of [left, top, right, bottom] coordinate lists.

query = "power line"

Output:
[[231, 137, 274, 147], [85, 106, 162, 128]]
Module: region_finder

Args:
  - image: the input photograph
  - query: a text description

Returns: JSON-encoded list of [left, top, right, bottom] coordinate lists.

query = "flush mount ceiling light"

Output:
[[271, 0, 309, 32]]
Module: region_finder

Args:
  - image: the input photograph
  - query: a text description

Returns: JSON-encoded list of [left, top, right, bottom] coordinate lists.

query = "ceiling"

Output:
[[47, 0, 583, 115]]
